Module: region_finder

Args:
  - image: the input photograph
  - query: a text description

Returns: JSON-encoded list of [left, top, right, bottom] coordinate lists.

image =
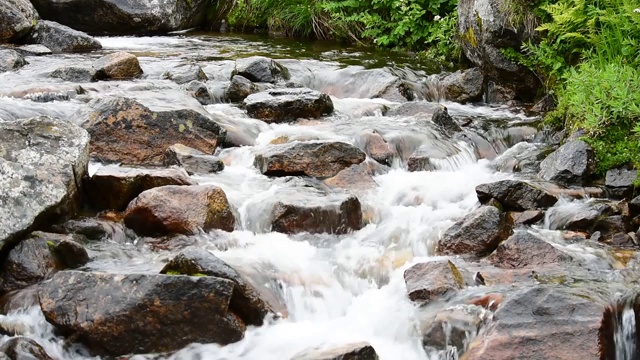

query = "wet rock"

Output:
[[476, 180, 559, 211], [0, 233, 56, 294], [232, 56, 290, 84], [50, 238, 89, 269], [546, 201, 615, 232], [404, 260, 465, 303], [438, 206, 512, 257], [164, 143, 225, 175], [406, 147, 437, 172], [630, 196, 640, 215], [538, 140, 595, 186], [82, 97, 225, 165], [30, 0, 215, 35], [183, 80, 213, 105], [254, 141, 366, 178], [322, 68, 413, 102], [88, 166, 193, 211], [486, 82, 516, 104], [292, 342, 378, 360], [225, 74, 259, 103], [386, 101, 440, 117], [506, 210, 544, 225], [463, 286, 603, 359], [605, 168, 637, 199], [0, 49, 26, 72], [271, 194, 362, 235], [14, 44, 51, 56], [421, 305, 487, 355], [0, 337, 54, 360], [324, 163, 378, 191], [26, 20, 101, 53], [55, 217, 121, 241], [2, 84, 84, 103], [163, 63, 207, 85], [594, 215, 630, 239], [92, 52, 142, 80], [488, 231, 570, 268], [244, 88, 333, 123], [359, 130, 395, 165], [605, 232, 635, 247], [441, 68, 484, 103], [161, 247, 275, 326], [50, 65, 96, 82], [0, 0, 39, 43], [124, 185, 235, 236], [39, 271, 245, 356], [431, 107, 461, 133], [0, 116, 89, 254]]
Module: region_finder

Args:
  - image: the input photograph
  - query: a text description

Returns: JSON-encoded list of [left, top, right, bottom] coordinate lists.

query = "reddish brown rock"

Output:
[[324, 164, 378, 191], [488, 231, 571, 269], [124, 185, 235, 236], [404, 260, 465, 303], [506, 210, 544, 225], [271, 194, 362, 235], [359, 130, 395, 165], [93, 52, 142, 79]]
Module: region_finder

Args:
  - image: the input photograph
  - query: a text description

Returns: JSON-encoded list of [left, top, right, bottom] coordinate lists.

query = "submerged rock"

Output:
[[50, 65, 97, 82], [421, 305, 487, 355], [254, 141, 366, 178], [163, 63, 207, 85], [271, 194, 362, 235], [404, 260, 466, 303], [437, 206, 512, 257], [0, 337, 54, 360], [0, 116, 89, 254], [0, 0, 39, 43], [225, 74, 259, 103], [441, 68, 484, 103], [244, 88, 334, 123], [26, 20, 102, 53], [164, 143, 225, 175], [184, 80, 213, 105], [605, 167, 637, 199], [124, 185, 235, 236], [476, 180, 559, 211], [88, 166, 193, 211], [92, 52, 142, 80], [82, 97, 225, 165], [538, 140, 595, 186], [232, 56, 290, 83], [292, 342, 379, 360], [386, 101, 440, 117], [0, 49, 26, 72], [488, 231, 570, 268], [39, 271, 245, 356]]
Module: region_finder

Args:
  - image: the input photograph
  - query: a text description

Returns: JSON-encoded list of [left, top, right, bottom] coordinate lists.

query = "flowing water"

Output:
[[1, 33, 639, 359]]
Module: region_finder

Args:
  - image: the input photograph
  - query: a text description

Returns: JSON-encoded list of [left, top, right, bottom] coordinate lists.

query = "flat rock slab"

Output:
[[26, 20, 102, 53], [0, 116, 89, 254], [244, 88, 334, 123]]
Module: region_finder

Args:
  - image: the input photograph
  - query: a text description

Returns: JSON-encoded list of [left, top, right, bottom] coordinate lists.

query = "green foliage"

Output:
[[416, 13, 462, 66]]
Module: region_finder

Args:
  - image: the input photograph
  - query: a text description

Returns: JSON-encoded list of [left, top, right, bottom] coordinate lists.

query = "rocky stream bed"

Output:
[[1, 31, 640, 360]]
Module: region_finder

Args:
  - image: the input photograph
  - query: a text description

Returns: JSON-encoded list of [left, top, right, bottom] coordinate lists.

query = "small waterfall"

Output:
[[612, 297, 637, 360], [420, 74, 446, 103]]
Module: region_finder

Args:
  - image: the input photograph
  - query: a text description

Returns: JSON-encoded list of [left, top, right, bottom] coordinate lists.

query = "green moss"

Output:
[[448, 261, 466, 288], [461, 27, 478, 47], [165, 270, 182, 275]]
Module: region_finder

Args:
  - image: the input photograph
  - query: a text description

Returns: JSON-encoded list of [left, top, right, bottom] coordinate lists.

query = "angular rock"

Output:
[[0, 116, 89, 254], [605, 168, 638, 199], [0, 337, 54, 360], [39, 271, 244, 356], [0, 233, 56, 294], [441, 68, 484, 103], [476, 180, 559, 211], [0, 49, 26, 72], [594, 215, 630, 238], [404, 260, 465, 303], [271, 194, 362, 235], [0, 0, 39, 43], [82, 97, 225, 165], [184, 80, 213, 105], [431, 107, 461, 133], [292, 342, 378, 360], [359, 130, 395, 165], [88, 166, 193, 211], [164, 143, 225, 175], [25, 20, 102, 53], [50, 66, 96, 82], [225, 74, 259, 103], [421, 305, 486, 355], [437, 206, 512, 257], [506, 210, 544, 226], [232, 56, 290, 84], [486, 82, 516, 104], [50, 238, 89, 269], [124, 185, 235, 236], [254, 141, 366, 178], [163, 63, 207, 85], [324, 164, 378, 191], [488, 231, 570, 268], [161, 247, 275, 326], [538, 140, 595, 186], [244, 88, 334, 123], [463, 286, 604, 359], [546, 201, 615, 232], [92, 52, 142, 80]]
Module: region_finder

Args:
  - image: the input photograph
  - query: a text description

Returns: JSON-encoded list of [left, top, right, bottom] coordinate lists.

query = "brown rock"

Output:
[[359, 130, 395, 165], [0, 337, 54, 360], [164, 143, 225, 175], [404, 260, 465, 303], [51, 239, 89, 269], [476, 180, 559, 211], [88, 166, 193, 210], [468, 293, 504, 311], [82, 97, 225, 165], [93, 52, 142, 79], [506, 210, 544, 225], [488, 231, 571, 269], [0, 233, 56, 294], [292, 342, 378, 360], [271, 194, 362, 235], [324, 164, 378, 191], [124, 185, 235, 236]]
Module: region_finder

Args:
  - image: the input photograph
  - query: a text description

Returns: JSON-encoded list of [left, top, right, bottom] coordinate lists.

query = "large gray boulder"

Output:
[[538, 140, 595, 186], [25, 20, 102, 53], [0, 0, 39, 43], [0, 116, 90, 255]]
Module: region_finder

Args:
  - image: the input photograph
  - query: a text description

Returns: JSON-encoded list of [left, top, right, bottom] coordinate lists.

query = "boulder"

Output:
[[292, 342, 379, 360], [92, 52, 142, 80], [244, 88, 334, 123], [431, 107, 461, 133], [488, 231, 570, 268], [184, 80, 213, 105], [225, 74, 259, 102], [0, 0, 39, 43], [441, 68, 484, 103], [545, 201, 615, 231], [0, 337, 54, 360], [50, 66, 97, 82], [161, 247, 276, 326], [50, 238, 89, 269], [0, 49, 26, 72], [88, 166, 193, 210], [164, 143, 225, 175], [29, 0, 216, 35], [463, 286, 604, 359], [163, 63, 207, 85], [82, 97, 225, 165], [476, 180, 558, 211], [404, 260, 465, 303], [25, 20, 101, 53], [124, 185, 235, 236], [437, 206, 512, 257], [358, 130, 395, 165], [421, 305, 487, 355], [255, 141, 366, 178], [605, 168, 637, 199], [232, 56, 290, 83], [0, 233, 56, 293], [538, 140, 595, 186], [0, 116, 89, 254], [39, 271, 245, 356], [271, 194, 362, 235]]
